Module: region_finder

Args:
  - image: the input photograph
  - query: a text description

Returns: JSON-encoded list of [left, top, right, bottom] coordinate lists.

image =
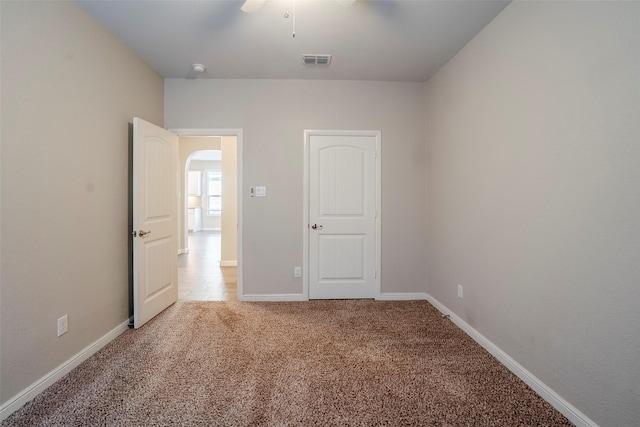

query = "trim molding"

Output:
[[425, 294, 599, 427], [0, 320, 130, 421], [220, 261, 237, 267], [241, 294, 307, 302], [377, 292, 428, 301]]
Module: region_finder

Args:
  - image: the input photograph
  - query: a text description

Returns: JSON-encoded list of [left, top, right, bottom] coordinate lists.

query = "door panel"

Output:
[[319, 234, 365, 279], [319, 146, 365, 216], [144, 238, 173, 296], [133, 118, 178, 329], [309, 134, 377, 299]]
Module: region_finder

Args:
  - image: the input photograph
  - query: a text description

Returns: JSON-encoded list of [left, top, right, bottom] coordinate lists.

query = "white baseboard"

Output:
[[0, 320, 130, 422], [377, 292, 428, 301], [220, 260, 237, 267], [242, 293, 429, 302], [241, 294, 307, 302], [425, 294, 598, 427]]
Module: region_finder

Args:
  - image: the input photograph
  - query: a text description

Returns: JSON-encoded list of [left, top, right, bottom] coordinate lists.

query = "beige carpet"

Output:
[[2, 300, 573, 426]]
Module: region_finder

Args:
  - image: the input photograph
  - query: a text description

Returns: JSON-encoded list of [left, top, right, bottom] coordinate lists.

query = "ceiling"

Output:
[[78, 0, 510, 82]]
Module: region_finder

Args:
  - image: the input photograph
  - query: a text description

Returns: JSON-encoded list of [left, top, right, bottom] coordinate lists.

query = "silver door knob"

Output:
[[311, 224, 323, 230]]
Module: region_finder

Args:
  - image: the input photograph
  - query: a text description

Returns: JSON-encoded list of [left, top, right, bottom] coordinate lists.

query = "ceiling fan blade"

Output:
[[241, 0, 267, 13]]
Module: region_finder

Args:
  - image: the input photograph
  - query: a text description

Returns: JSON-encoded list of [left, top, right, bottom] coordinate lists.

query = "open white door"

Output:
[[307, 132, 380, 299], [133, 118, 178, 329]]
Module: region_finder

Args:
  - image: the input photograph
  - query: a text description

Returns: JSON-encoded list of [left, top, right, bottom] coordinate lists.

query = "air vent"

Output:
[[302, 54, 332, 65], [302, 55, 317, 65]]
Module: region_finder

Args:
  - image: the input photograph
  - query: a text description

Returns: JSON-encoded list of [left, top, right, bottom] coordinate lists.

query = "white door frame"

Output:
[[303, 130, 381, 300], [171, 128, 243, 301]]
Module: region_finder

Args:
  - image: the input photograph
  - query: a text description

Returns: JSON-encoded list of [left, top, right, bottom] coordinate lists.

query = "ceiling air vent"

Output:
[[302, 54, 332, 65]]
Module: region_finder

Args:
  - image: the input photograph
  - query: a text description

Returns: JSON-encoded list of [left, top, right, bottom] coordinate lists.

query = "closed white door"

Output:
[[308, 132, 379, 299], [132, 118, 178, 329]]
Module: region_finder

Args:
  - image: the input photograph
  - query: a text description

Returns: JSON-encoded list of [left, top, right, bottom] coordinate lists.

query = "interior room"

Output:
[[1, 1, 638, 426]]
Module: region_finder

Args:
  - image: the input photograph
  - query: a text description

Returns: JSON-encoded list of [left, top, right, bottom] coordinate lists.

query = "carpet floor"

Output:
[[2, 300, 573, 426]]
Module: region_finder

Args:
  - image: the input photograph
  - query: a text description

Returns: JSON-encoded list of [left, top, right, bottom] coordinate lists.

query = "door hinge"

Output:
[[374, 270, 378, 279]]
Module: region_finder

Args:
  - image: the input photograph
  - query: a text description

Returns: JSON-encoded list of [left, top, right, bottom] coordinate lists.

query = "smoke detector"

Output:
[[192, 63, 206, 73], [302, 54, 332, 65]]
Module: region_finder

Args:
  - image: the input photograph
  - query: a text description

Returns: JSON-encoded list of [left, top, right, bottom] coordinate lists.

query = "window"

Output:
[[207, 172, 222, 216]]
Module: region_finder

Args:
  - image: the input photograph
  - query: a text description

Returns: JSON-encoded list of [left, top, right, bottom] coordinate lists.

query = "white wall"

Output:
[[424, 2, 640, 426], [166, 79, 427, 297], [0, 1, 164, 406], [221, 136, 238, 265]]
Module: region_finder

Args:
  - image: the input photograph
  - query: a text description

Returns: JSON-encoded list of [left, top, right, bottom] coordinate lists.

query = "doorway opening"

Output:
[[174, 130, 243, 301]]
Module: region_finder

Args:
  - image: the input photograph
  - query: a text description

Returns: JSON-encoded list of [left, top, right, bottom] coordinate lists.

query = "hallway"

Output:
[[178, 231, 237, 301]]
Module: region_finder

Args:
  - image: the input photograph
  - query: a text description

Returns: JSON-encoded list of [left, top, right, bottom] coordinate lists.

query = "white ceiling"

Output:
[[78, 0, 510, 82]]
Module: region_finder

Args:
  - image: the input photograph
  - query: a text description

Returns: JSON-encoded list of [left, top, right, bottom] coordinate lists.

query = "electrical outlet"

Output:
[[57, 315, 68, 336], [457, 284, 464, 299], [294, 267, 302, 278]]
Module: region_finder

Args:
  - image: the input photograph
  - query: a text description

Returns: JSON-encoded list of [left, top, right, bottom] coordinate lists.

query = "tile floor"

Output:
[[178, 231, 238, 301]]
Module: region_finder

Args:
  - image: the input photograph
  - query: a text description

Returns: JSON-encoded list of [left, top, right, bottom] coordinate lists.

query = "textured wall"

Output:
[[425, 2, 640, 426], [0, 1, 163, 404]]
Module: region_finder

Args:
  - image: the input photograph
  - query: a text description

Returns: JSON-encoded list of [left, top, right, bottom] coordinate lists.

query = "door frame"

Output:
[[303, 130, 381, 300], [170, 128, 243, 301]]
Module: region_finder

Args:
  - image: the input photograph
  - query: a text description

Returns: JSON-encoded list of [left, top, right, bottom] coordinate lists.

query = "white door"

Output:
[[132, 117, 179, 329], [308, 132, 379, 299]]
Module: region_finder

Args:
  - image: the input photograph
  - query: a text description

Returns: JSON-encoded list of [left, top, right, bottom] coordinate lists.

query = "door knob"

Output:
[[311, 224, 323, 230], [139, 230, 151, 237]]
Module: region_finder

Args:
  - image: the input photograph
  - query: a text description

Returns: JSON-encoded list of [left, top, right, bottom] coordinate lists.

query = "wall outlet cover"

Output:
[[57, 315, 68, 336]]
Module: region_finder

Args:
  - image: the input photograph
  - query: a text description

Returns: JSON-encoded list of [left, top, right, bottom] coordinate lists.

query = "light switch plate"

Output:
[[255, 186, 266, 197]]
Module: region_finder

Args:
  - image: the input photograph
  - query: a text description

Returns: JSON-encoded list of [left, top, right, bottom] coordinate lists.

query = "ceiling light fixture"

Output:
[[283, 0, 296, 37]]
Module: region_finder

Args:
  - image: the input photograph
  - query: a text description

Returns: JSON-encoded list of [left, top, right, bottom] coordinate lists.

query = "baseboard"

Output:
[[220, 260, 237, 267], [241, 293, 429, 302], [0, 319, 130, 421], [241, 294, 307, 302], [424, 294, 598, 427], [377, 292, 428, 301]]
